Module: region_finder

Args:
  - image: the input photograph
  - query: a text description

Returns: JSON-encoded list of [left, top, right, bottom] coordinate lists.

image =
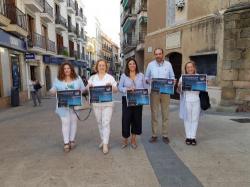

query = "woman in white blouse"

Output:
[[88, 59, 118, 154], [178, 61, 201, 145]]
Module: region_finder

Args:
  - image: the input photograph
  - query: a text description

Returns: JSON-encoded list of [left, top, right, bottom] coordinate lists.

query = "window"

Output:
[[190, 54, 217, 76]]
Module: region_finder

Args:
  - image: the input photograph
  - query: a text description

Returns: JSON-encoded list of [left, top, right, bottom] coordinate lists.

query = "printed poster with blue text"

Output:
[[57, 90, 82, 108], [89, 85, 112, 103], [151, 78, 175, 94], [126, 89, 150, 106], [182, 74, 207, 91]]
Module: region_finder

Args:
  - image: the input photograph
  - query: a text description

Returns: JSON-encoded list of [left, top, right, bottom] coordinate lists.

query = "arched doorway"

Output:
[[166, 52, 182, 100], [45, 66, 51, 91]]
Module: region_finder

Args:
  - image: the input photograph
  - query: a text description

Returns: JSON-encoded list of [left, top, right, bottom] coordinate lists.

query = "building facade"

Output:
[[120, 0, 148, 72], [0, 0, 88, 108], [145, 0, 250, 108]]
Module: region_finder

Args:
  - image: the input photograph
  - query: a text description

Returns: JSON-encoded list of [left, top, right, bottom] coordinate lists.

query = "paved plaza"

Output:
[[0, 95, 250, 187]]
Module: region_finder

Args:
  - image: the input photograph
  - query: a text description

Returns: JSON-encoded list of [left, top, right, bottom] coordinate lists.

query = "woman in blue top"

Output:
[[50, 62, 85, 152], [118, 58, 148, 149]]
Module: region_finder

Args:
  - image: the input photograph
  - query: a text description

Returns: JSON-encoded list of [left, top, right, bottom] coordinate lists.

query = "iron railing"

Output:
[[28, 32, 46, 49], [67, 0, 75, 10], [138, 31, 146, 44], [47, 39, 55, 52], [55, 14, 67, 28], [57, 46, 68, 56], [43, 0, 53, 18], [6, 4, 27, 30]]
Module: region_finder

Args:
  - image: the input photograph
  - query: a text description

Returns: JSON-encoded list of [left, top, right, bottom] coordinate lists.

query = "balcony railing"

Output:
[[35, 0, 44, 9], [76, 8, 83, 19], [57, 46, 68, 56], [138, 31, 146, 44], [137, 1, 147, 13], [47, 39, 55, 52], [55, 14, 67, 28], [67, 0, 75, 10], [68, 24, 76, 34], [121, 10, 136, 26], [43, 0, 53, 18], [28, 32, 46, 49], [6, 4, 27, 31]]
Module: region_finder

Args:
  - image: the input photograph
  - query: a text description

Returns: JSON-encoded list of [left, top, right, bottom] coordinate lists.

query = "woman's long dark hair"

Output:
[[124, 58, 139, 77]]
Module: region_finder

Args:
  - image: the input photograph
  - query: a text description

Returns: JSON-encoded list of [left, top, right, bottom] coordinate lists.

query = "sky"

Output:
[[82, 0, 120, 45]]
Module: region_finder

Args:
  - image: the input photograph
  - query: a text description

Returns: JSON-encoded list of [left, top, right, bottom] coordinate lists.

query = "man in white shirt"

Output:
[[145, 48, 175, 144]]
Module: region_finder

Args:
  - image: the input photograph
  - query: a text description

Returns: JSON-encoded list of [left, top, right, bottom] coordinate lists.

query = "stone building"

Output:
[[145, 0, 250, 108]]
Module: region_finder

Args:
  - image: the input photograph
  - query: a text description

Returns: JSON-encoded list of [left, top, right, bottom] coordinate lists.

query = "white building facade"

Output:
[[0, 0, 88, 108]]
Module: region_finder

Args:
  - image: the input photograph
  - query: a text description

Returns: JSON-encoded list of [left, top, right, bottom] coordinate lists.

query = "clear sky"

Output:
[[82, 0, 120, 45]]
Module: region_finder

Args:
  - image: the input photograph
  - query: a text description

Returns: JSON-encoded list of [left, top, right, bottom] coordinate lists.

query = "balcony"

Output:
[[82, 15, 87, 26], [47, 39, 56, 53], [23, 0, 44, 12], [55, 14, 67, 32], [137, 1, 147, 13], [68, 24, 77, 39], [77, 30, 84, 42], [5, 4, 28, 37], [67, 0, 75, 14], [121, 10, 136, 28], [136, 31, 146, 51], [75, 8, 83, 22], [57, 46, 68, 56], [0, 3, 11, 26], [28, 32, 46, 53], [40, 0, 53, 23], [122, 35, 137, 53]]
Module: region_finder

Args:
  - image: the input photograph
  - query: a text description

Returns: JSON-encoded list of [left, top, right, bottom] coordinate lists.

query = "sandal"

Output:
[[64, 143, 70, 152], [131, 143, 137, 149], [70, 141, 76, 149], [185, 139, 191, 145], [191, 139, 197, 145]]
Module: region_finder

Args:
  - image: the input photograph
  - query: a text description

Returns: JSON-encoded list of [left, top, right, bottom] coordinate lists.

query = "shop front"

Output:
[[0, 29, 27, 108]]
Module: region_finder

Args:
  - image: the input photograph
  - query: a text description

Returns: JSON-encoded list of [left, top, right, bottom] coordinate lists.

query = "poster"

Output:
[[57, 90, 82, 108], [151, 78, 174, 94], [182, 74, 207, 91], [126, 89, 150, 106], [89, 85, 112, 103]]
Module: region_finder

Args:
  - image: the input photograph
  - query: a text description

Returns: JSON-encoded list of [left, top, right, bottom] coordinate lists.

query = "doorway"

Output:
[[166, 52, 182, 100], [45, 66, 51, 91]]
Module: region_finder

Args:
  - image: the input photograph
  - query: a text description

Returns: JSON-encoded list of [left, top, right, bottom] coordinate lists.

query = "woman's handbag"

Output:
[[199, 91, 211, 110]]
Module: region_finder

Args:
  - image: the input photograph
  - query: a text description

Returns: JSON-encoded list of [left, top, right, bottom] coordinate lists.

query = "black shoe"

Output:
[[149, 136, 158, 143], [185, 138, 191, 145], [162, 136, 170, 144], [191, 139, 197, 145]]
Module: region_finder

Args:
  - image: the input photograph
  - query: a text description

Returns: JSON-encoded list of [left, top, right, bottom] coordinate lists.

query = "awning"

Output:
[[139, 16, 148, 24], [43, 55, 64, 65], [123, 18, 136, 33], [122, 0, 129, 9]]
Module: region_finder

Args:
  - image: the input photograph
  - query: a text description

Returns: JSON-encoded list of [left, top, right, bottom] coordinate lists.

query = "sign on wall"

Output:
[[166, 31, 181, 49]]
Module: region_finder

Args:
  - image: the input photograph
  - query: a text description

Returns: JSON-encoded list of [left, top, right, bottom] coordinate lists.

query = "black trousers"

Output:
[[122, 96, 143, 138]]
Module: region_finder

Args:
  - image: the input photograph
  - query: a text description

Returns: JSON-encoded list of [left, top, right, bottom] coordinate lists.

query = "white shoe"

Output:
[[103, 144, 108, 154]]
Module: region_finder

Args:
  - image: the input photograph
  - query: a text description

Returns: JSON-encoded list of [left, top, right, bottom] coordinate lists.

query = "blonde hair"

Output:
[[184, 61, 197, 74], [95, 59, 108, 73]]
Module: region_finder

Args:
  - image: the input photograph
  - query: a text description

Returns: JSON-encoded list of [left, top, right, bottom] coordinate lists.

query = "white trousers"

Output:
[[93, 106, 113, 144], [184, 100, 200, 139], [60, 109, 78, 144]]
